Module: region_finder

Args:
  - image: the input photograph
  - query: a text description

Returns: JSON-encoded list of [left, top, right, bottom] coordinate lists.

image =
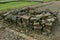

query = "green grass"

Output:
[[0, 0, 54, 11], [0, 1, 39, 11]]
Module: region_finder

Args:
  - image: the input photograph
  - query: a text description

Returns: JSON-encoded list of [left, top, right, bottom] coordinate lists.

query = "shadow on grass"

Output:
[[0, 1, 18, 4]]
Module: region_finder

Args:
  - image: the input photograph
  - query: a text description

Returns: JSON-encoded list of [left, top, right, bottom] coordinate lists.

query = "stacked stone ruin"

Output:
[[0, 7, 58, 35]]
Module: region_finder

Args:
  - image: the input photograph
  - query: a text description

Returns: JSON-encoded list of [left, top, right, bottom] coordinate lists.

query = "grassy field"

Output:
[[0, 1, 39, 10], [0, 0, 55, 11]]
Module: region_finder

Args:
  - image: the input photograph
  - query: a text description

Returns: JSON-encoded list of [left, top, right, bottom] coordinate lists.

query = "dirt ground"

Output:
[[0, 1, 60, 40]]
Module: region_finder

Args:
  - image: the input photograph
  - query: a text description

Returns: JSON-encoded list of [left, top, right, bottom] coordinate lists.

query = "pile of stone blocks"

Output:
[[1, 7, 58, 35]]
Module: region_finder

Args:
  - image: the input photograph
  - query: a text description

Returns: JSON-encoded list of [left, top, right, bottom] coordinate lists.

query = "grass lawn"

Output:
[[0, 0, 55, 11], [0, 1, 39, 11]]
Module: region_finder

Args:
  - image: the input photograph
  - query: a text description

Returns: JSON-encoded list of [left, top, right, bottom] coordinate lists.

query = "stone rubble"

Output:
[[0, 7, 58, 35]]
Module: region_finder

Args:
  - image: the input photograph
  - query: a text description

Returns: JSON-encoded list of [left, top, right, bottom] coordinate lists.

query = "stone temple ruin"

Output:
[[0, 7, 58, 35]]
